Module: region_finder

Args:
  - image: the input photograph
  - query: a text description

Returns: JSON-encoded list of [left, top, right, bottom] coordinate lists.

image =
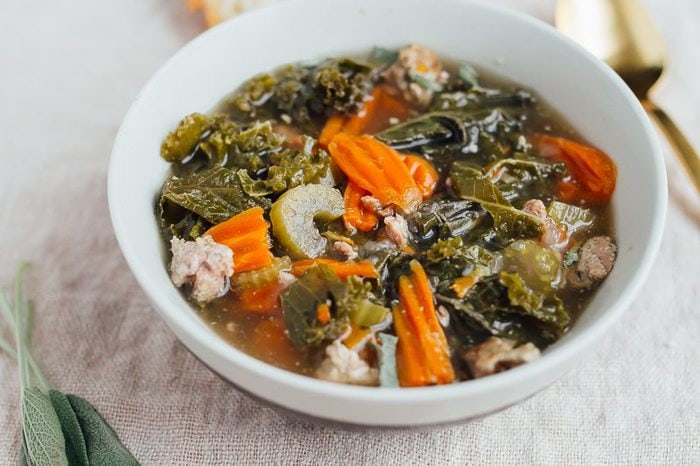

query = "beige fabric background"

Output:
[[1, 0, 698, 464]]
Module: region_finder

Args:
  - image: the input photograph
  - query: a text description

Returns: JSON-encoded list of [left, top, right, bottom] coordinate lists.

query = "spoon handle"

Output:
[[643, 101, 700, 195]]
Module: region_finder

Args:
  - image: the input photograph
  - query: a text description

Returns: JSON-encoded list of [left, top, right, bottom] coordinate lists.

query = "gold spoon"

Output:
[[556, 0, 700, 194]]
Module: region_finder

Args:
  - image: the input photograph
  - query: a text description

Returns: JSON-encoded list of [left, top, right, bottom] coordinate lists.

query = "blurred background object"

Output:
[[556, 0, 700, 194]]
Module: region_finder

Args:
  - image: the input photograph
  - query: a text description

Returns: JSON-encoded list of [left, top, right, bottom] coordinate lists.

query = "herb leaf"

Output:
[[66, 394, 140, 466], [49, 390, 89, 466], [22, 387, 69, 466]]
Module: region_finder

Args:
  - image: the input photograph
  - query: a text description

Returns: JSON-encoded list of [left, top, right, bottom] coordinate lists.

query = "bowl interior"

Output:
[[109, 0, 665, 425]]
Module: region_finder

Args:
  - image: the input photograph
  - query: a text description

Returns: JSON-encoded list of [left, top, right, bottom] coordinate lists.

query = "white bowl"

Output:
[[108, 0, 666, 426]]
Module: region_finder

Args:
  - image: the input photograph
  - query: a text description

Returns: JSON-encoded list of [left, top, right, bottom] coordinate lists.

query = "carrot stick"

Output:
[[343, 182, 379, 232], [206, 206, 273, 273], [328, 134, 422, 213], [402, 155, 439, 199], [531, 134, 617, 204], [291, 258, 379, 280], [394, 260, 455, 387], [319, 114, 346, 148], [392, 304, 430, 386]]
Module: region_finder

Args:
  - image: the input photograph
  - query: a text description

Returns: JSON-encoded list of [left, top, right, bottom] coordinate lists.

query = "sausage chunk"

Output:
[[316, 341, 378, 386], [568, 236, 617, 289], [382, 44, 446, 108], [463, 337, 541, 379], [384, 214, 410, 249], [170, 235, 234, 303]]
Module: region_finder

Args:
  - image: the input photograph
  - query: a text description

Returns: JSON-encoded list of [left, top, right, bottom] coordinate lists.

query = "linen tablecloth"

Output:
[[0, 1, 698, 464]]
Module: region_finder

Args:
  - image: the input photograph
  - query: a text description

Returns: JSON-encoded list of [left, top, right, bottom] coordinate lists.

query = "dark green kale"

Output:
[[237, 137, 332, 197], [409, 198, 483, 243], [160, 113, 285, 176], [377, 108, 526, 166], [280, 264, 347, 348], [158, 167, 271, 240], [227, 59, 376, 128], [449, 162, 544, 241], [485, 158, 566, 205]]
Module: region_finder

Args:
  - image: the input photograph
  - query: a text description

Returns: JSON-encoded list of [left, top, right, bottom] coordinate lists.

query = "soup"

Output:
[[157, 45, 617, 387]]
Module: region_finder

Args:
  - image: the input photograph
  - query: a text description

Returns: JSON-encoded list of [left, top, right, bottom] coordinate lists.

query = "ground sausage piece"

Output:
[[568, 236, 617, 289], [315, 341, 378, 386], [521, 199, 567, 248], [170, 235, 234, 303], [360, 195, 394, 217], [381, 44, 446, 108], [333, 241, 358, 260], [384, 214, 410, 249], [463, 337, 541, 379]]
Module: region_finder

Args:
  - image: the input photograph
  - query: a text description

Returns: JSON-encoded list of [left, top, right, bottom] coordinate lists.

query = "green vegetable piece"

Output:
[[160, 167, 271, 225], [547, 201, 594, 234], [22, 386, 69, 466], [485, 158, 566, 203], [231, 73, 276, 114], [426, 237, 467, 262], [270, 184, 344, 259], [66, 394, 139, 466], [499, 272, 543, 313], [369, 47, 399, 64], [499, 272, 569, 330], [450, 163, 544, 240], [339, 276, 389, 327], [281, 265, 347, 348], [458, 63, 480, 89], [410, 198, 482, 241], [409, 71, 443, 92], [238, 137, 331, 197], [160, 113, 213, 163], [501, 239, 561, 294], [374, 333, 399, 387], [232, 256, 292, 291], [50, 390, 89, 466], [313, 58, 374, 114]]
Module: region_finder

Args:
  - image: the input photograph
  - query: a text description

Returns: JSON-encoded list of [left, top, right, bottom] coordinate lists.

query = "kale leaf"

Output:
[[280, 264, 347, 348], [159, 167, 271, 231], [160, 113, 285, 176], [237, 137, 332, 197], [449, 162, 544, 240], [485, 158, 566, 205], [409, 198, 484, 243]]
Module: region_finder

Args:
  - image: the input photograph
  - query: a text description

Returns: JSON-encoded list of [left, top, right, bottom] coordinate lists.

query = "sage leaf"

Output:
[[49, 390, 89, 466], [22, 386, 68, 466], [66, 394, 140, 466]]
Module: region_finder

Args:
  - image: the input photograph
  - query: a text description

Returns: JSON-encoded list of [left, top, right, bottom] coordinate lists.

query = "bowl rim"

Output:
[[108, 0, 667, 409]]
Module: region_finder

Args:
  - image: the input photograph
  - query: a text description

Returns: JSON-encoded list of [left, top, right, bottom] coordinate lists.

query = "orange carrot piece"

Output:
[[342, 323, 372, 349], [319, 114, 347, 148], [206, 206, 273, 273], [392, 304, 431, 387], [394, 260, 455, 387], [328, 133, 422, 213], [402, 155, 439, 199], [343, 182, 379, 232], [238, 281, 283, 314], [316, 302, 331, 325], [451, 275, 479, 299], [531, 134, 617, 204], [318, 85, 412, 149], [291, 258, 379, 280]]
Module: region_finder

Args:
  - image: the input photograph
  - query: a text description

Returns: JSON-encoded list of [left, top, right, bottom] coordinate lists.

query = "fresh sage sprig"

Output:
[[0, 263, 140, 466]]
